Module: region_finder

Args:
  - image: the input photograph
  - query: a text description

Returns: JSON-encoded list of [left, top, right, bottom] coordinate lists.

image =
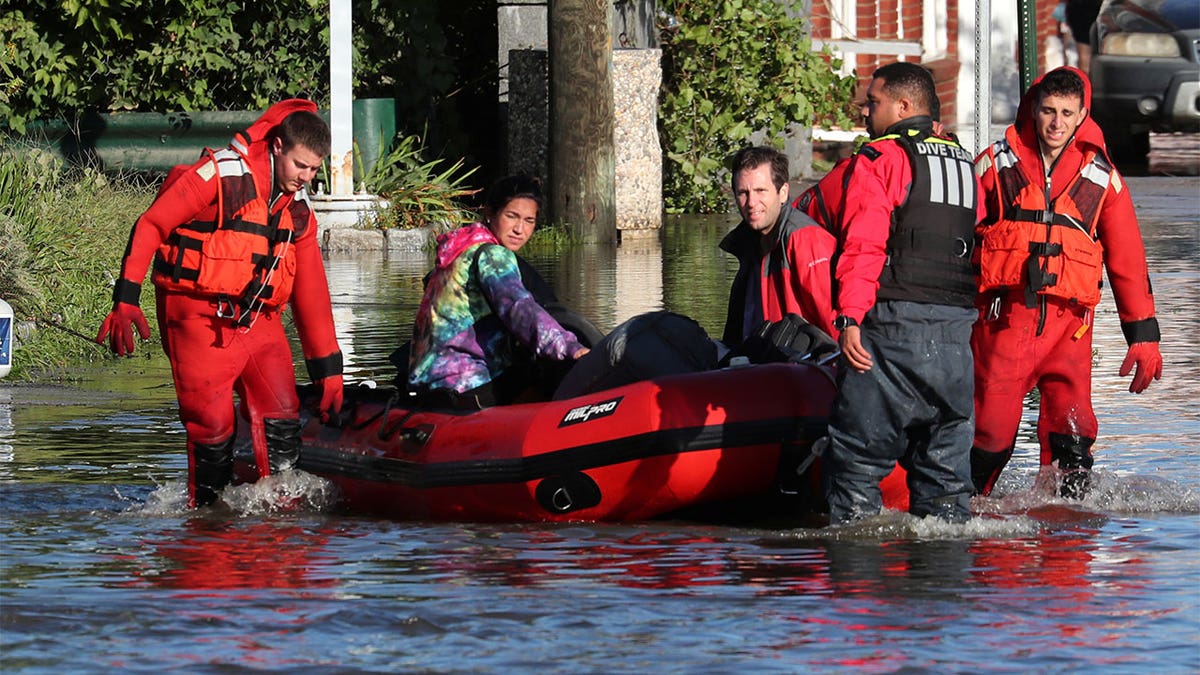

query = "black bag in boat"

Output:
[[553, 310, 718, 400], [727, 313, 838, 366]]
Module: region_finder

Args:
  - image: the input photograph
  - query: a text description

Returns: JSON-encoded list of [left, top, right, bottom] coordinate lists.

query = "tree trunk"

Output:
[[548, 0, 616, 243]]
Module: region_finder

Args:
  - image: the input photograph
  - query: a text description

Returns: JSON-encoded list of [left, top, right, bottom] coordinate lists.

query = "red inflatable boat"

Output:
[[239, 361, 909, 522]]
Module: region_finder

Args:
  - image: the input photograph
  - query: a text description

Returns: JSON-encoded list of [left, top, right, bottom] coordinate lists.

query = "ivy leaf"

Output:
[[660, 0, 856, 212]]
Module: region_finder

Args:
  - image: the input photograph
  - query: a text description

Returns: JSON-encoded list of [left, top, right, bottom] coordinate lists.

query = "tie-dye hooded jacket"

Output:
[[407, 223, 584, 394]]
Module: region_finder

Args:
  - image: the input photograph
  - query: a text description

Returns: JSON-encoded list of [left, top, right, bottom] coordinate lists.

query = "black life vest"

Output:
[[875, 129, 978, 307]]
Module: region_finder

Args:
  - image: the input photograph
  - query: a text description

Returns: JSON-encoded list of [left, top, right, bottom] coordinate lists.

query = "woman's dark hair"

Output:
[[485, 174, 544, 215]]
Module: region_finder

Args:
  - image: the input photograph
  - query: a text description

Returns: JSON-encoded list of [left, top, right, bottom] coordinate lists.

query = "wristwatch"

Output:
[[834, 315, 858, 331]]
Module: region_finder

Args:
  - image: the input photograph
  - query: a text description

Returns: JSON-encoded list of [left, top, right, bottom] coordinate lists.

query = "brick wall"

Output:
[[808, 0, 964, 128], [806, 1, 1074, 130], [1035, 1, 1065, 76], [927, 57, 959, 124]]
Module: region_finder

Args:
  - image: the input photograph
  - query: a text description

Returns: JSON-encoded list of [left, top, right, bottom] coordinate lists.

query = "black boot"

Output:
[[263, 417, 302, 474], [1049, 432, 1096, 500], [191, 436, 234, 508], [970, 446, 1014, 496]]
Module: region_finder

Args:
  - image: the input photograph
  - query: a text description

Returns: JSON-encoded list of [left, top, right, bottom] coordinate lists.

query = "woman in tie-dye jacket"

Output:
[[407, 175, 590, 408]]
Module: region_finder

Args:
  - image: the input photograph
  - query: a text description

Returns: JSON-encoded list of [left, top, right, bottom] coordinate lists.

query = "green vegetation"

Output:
[[0, 126, 482, 380], [524, 222, 586, 251], [1, 1, 496, 163], [1, 1, 328, 134], [3, 1, 491, 247], [0, 147, 157, 380], [357, 133, 480, 232], [658, 0, 858, 213]]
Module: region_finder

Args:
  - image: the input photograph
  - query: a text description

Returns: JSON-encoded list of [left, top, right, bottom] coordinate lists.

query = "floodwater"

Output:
[[2, 176, 1198, 672]]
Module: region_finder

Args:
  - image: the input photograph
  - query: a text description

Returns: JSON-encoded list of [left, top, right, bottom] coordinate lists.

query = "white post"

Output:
[[958, 0, 992, 155], [312, 0, 393, 248], [329, 0, 355, 195], [973, 0, 992, 156]]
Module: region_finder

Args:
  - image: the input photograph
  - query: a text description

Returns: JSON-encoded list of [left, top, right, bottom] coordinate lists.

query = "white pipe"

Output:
[[956, 0, 992, 154], [973, 0, 992, 156], [329, 0, 354, 195]]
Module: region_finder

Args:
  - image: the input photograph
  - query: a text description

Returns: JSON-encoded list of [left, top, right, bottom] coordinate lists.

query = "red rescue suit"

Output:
[[102, 99, 343, 507], [719, 203, 838, 345], [152, 146, 303, 314], [793, 157, 850, 231], [971, 67, 1160, 497]]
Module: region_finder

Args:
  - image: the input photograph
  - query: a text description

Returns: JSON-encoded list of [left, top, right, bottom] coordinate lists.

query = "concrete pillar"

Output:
[[613, 49, 663, 236], [501, 0, 663, 234], [506, 49, 549, 183], [497, 0, 548, 103]]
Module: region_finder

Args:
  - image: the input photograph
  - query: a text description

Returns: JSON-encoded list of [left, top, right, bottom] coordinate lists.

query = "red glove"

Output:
[[1119, 342, 1162, 394], [96, 302, 151, 356], [316, 374, 344, 422]]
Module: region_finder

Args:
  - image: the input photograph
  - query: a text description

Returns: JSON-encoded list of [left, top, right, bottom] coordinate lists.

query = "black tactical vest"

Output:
[[874, 129, 978, 307]]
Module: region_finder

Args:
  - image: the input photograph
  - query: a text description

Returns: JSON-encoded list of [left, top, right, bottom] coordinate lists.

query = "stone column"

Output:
[[613, 49, 663, 237], [501, 1, 664, 235], [506, 49, 549, 184]]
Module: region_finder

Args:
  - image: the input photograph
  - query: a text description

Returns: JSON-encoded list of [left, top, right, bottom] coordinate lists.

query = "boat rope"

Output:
[[378, 391, 420, 441]]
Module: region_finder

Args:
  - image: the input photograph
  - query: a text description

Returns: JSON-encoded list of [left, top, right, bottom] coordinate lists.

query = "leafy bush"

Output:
[[658, 0, 857, 213], [0, 0, 495, 163], [0, 2, 329, 134]]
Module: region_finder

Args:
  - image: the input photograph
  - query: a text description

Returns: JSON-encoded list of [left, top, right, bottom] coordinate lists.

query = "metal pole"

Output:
[[329, 0, 355, 195], [1017, 0, 1038, 94], [973, 0, 992, 155]]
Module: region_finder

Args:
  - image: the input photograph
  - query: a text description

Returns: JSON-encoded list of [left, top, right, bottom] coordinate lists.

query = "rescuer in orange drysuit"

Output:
[[96, 99, 344, 508], [971, 67, 1162, 499]]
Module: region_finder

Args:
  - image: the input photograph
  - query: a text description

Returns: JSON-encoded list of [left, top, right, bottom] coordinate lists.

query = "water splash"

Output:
[[221, 470, 340, 516], [801, 511, 1042, 541], [123, 470, 340, 517], [1090, 472, 1200, 513], [981, 466, 1200, 515], [123, 477, 189, 515]]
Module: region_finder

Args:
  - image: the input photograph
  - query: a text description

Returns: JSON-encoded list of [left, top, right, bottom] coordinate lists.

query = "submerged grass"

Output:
[[524, 221, 586, 251], [0, 145, 157, 380]]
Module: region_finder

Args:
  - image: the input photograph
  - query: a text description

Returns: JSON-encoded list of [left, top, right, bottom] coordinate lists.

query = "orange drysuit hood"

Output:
[[1013, 66, 1106, 157]]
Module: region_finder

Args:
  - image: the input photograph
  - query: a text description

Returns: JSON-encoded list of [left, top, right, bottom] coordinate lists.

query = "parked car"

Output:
[[1088, 0, 1200, 164]]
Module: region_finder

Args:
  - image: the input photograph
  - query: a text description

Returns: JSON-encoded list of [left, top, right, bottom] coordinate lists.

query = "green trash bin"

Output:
[[352, 98, 397, 182]]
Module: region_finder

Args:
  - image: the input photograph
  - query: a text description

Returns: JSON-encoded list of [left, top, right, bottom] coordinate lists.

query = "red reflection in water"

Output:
[[425, 515, 1153, 669], [969, 512, 1150, 649], [106, 520, 343, 670], [123, 519, 337, 592]]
